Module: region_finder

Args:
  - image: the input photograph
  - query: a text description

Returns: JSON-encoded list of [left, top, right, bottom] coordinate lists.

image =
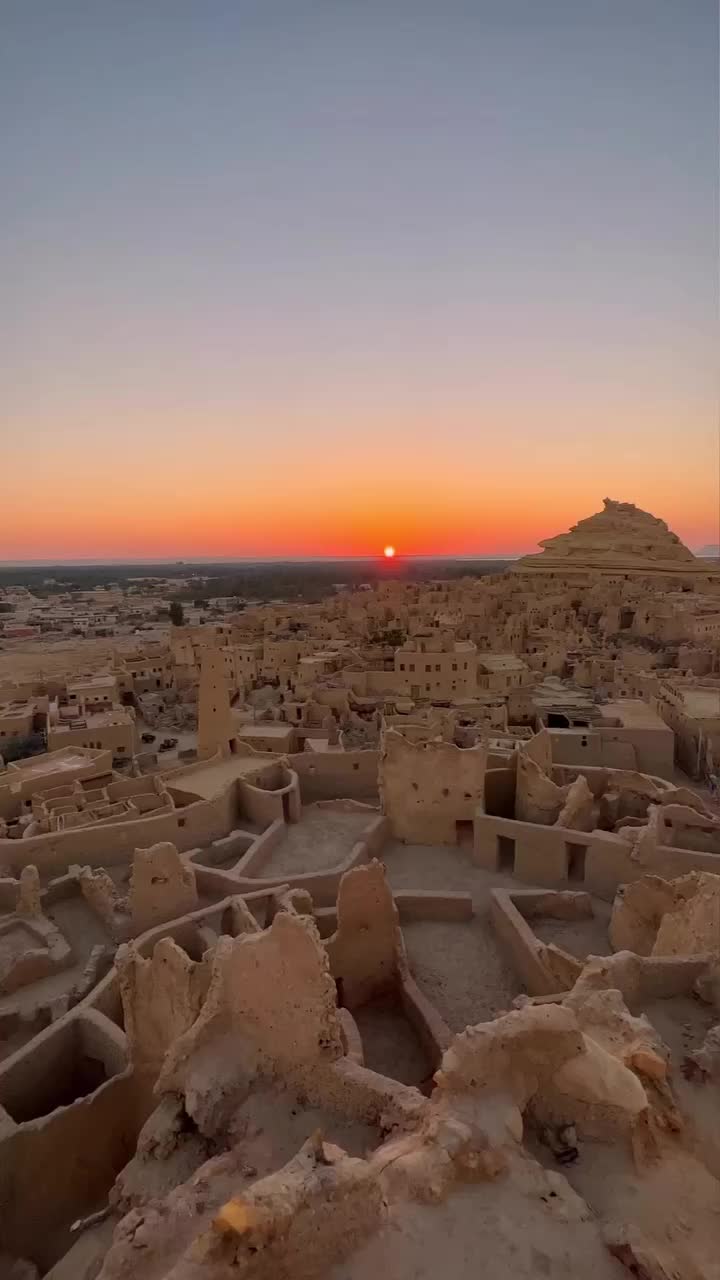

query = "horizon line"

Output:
[[0, 554, 525, 569]]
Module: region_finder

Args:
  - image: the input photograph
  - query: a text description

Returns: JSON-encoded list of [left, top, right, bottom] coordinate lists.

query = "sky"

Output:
[[2, 0, 718, 560]]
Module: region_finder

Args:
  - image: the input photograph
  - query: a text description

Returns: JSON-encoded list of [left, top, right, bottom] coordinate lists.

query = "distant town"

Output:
[[2, 498, 720, 1279]]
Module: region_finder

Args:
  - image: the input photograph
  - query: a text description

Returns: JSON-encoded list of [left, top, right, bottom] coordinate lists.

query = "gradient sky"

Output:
[[2, 1, 718, 560]]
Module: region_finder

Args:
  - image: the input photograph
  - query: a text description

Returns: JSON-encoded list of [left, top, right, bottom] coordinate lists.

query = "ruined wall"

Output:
[[0, 1009, 147, 1274], [117, 936, 211, 1072], [128, 842, 199, 935], [549, 731, 612, 769], [326, 861, 403, 1008], [515, 752, 566, 825], [380, 729, 487, 844], [158, 912, 345, 1127], [289, 749, 379, 803], [474, 811, 720, 901], [652, 872, 720, 958], [522, 728, 553, 773], [0, 782, 238, 877], [483, 765, 516, 818]]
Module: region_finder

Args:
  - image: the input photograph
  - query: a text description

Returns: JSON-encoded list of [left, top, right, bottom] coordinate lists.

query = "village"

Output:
[[0, 498, 719, 1280]]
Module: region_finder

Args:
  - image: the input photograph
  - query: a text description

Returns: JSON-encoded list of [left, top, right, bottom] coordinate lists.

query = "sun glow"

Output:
[[383, 545, 396, 558]]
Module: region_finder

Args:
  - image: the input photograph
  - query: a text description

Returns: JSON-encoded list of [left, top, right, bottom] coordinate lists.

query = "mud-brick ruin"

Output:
[[0, 501, 720, 1279]]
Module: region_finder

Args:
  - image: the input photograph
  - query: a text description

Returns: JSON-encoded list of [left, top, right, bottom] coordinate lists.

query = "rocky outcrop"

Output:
[[515, 499, 700, 574]]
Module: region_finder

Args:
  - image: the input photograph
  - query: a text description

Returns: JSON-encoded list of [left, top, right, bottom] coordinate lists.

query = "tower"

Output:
[[197, 647, 233, 758]]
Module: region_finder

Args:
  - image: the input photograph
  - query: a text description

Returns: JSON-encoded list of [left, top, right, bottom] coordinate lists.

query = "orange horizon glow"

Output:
[[0, 478, 715, 563], [3, 6, 717, 567], [2, 397, 717, 563]]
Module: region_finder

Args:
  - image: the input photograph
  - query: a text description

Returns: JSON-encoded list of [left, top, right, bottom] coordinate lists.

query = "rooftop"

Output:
[[477, 654, 527, 672], [598, 699, 670, 730], [677, 688, 720, 719]]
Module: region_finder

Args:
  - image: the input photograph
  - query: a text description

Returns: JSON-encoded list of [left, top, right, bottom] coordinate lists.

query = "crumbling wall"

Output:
[[436, 1003, 652, 1145], [288, 750, 379, 803], [610, 871, 720, 960], [515, 752, 567, 825], [76, 865, 127, 934], [609, 875, 681, 955], [0, 783, 238, 877], [116, 936, 212, 1074], [158, 912, 345, 1130], [652, 872, 720, 958], [555, 774, 596, 831], [0, 1010, 143, 1274], [521, 728, 553, 775], [435, 1004, 584, 1107], [15, 865, 42, 918], [325, 861, 403, 1009], [128, 842, 199, 936], [99, 1133, 385, 1280], [379, 729, 487, 844]]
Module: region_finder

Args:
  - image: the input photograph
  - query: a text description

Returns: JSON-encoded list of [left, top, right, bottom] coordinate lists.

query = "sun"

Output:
[[383, 545, 396, 559]]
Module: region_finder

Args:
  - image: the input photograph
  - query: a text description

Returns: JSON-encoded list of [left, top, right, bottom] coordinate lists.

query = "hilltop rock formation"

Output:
[[515, 499, 702, 574]]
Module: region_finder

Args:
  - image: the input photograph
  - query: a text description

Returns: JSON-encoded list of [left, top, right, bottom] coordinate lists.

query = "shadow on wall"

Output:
[[0, 1008, 149, 1273]]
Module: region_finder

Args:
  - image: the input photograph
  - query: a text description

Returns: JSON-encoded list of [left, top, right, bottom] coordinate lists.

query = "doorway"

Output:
[[567, 842, 586, 883]]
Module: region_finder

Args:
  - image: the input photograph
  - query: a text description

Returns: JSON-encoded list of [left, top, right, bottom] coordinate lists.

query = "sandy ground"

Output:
[[332, 1156, 625, 1280], [641, 994, 720, 1180], [0, 637, 116, 682], [527, 1131, 720, 1280], [352, 995, 431, 1087], [260, 809, 372, 877], [381, 841, 555, 1027], [381, 840, 531, 904], [402, 917, 522, 1031], [531, 902, 611, 961], [381, 840, 618, 1030]]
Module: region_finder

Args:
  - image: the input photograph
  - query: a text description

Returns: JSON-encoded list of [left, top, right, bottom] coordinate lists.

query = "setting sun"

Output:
[[383, 545, 396, 558]]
